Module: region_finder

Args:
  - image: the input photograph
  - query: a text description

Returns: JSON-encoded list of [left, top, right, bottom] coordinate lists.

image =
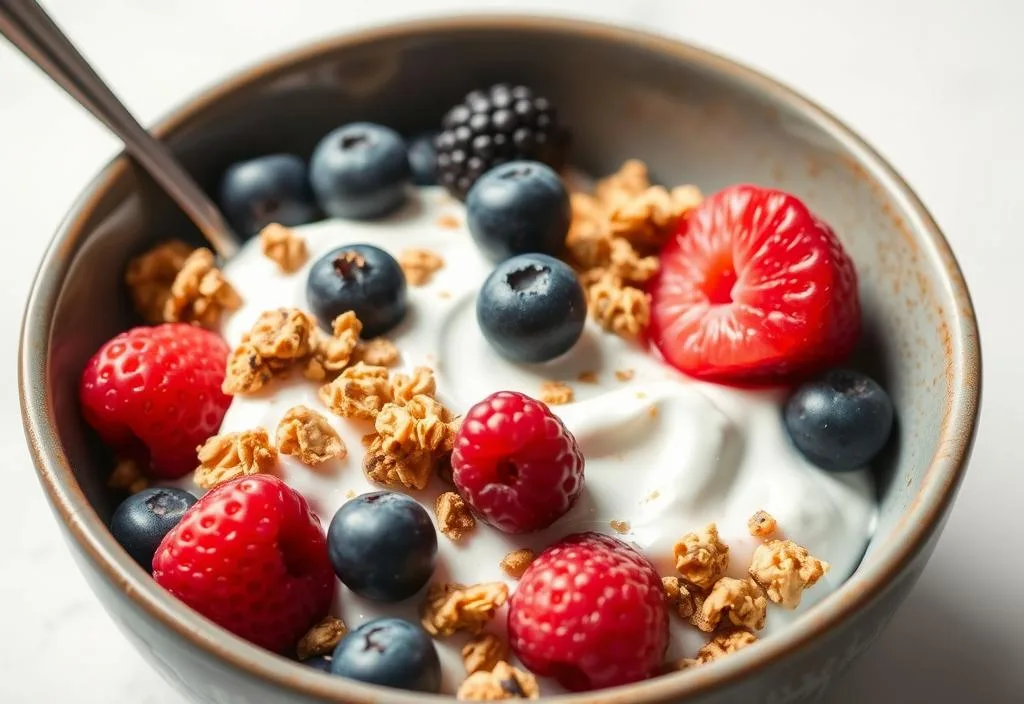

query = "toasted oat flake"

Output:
[[749, 540, 829, 609], [577, 371, 598, 384], [696, 577, 767, 633], [457, 661, 539, 700], [436, 491, 476, 541], [400, 248, 445, 286], [615, 368, 635, 382], [276, 406, 346, 465], [462, 633, 509, 674], [124, 239, 195, 324], [354, 338, 399, 367], [421, 582, 509, 637], [392, 366, 437, 404], [376, 395, 457, 455], [499, 549, 536, 579], [194, 428, 277, 489], [107, 457, 149, 494], [259, 223, 308, 273], [539, 381, 573, 406], [748, 510, 778, 539], [363, 433, 434, 491], [319, 363, 393, 420], [673, 523, 730, 590], [164, 247, 242, 328], [662, 576, 698, 620], [296, 616, 347, 660], [697, 630, 757, 663], [610, 519, 631, 534]]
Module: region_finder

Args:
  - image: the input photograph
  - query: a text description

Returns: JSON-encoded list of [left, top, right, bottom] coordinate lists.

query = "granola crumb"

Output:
[[748, 540, 830, 609], [695, 577, 767, 633], [296, 616, 347, 660], [345, 489, 356, 499], [648, 404, 659, 418], [276, 405, 346, 466], [457, 661, 539, 700], [421, 582, 509, 637], [194, 428, 277, 489], [462, 633, 509, 674], [661, 576, 698, 619], [437, 213, 461, 230], [124, 239, 195, 324], [353, 338, 400, 367], [586, 272, 650, 339], [673, 523, 730, 591], [107, 457, 149, 494], [577, 371, 598, 384], [748, 510, 778, 539], [438, 290, 453, 299], [259, 223, 308, 273], [615, 368, 635, 382], [645, 490, 661, 502], [319, 362, 393, 420], [163, 247, 242, 328], [697, 630, 757, 663], [400, 248, 445, 286], [610, 519, 631, 534], [499, 549, 536, 579], [539, 381, 574, 405], [436, 491, 476, 541]]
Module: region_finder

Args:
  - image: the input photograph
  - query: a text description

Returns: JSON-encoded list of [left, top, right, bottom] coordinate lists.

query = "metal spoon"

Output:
[[0, 0, 240, 259]]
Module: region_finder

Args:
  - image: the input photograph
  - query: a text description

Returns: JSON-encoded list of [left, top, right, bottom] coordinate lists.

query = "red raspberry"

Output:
[[79, 323, 231, 479], [648, 184, 861, 384], [508, 532, 668, 691], [152, 475, 335, 654], [451, 391, 584, 534]]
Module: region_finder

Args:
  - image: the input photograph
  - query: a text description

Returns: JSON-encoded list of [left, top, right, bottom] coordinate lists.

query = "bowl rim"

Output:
[[18, 14, 981, 704]]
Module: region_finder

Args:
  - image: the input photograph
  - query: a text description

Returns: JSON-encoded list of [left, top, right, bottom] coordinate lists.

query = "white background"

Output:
[[0, 1, 1019, 702]]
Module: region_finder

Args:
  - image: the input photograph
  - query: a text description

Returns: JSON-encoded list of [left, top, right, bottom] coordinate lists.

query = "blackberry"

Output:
[[435, 83, 569, 199]]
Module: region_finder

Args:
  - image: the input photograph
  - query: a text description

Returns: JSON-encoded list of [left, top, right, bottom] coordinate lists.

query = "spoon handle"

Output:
[[0, 0, 240, 259]]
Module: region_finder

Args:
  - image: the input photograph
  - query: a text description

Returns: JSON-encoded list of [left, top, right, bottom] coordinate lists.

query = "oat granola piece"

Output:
[[399, 248, 445, 286], [295, 616, 347, 660], [435, 491, 476, 541], [607, 184, 703, 251], [353, 337, 400, 367], [610, 519, 631, 534], [223, 342, 273, 395], [362, 433, 433, 491], [499, 549, 535, 579], [748, 510, 778, 539], [392, 366, 437, 404], [539, 381, 573, 405], [695, 577, 767, 633], [577, 370, 598, 384], [276, 405, 346, 466], [748, 540, 830, 609], [375, 395, 457, 455], [107, 457, 149, 494], [125, 239, 195, 323], [223, 308, 320, 394], [164, 247, 242, 328], [259, 223, 308, 273], [421, 582, 509, 637], [696, 629, 757, 664], [319, 362, 393, 420], [607, 236, 660, 283], [661, 576, 698, 619], [615, 368, 635, 382], [566, 195, 612, 269], [586, 273, 650, 339], [594, 159, 651, 205], [462, 633, 509, 674], [308, 311, 362, 374], [457, 661, 539, 700], [673, 523, 730, 591], [194, 428, 278, 489]]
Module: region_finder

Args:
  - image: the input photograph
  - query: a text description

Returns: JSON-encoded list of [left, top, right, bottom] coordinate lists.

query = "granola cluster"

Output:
[[457, 661, 539, 701], [194, 428, 278, 489], [538, 381, 574, 406], [749, 539, 830, 609], [259, 223, 308, 273], [276, 405, 346, 466], [295, 616, 347, 660], [462, 633, 509, 675], [421, 582, 509, 637], [673, 523, 730, 590], [399, 248, 445, 286], [435, 491, 476, 541]]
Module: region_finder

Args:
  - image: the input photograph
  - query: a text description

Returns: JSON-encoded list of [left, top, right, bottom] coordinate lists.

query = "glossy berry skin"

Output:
[[218, 154, 319, 236], [79, 324, 231, 479], [784, 368, 894, 472], [152, 475, 335, 654], [648, 184, 861, 384], [407, 132, 438, 186], [327, 491, 437, 602], [306, 244, 408, 338], [452, 391, 584, 533], [466, 161, 570, 262], [109, 487, 197, 570], [310, 122, 410, 220], [476, 253, 586, 363], [508, 532, 668, 692], [330, 618, 441, 693]]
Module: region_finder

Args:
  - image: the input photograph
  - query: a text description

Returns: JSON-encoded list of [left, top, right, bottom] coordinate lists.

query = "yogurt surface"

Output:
[[198, 186, 876, 694]]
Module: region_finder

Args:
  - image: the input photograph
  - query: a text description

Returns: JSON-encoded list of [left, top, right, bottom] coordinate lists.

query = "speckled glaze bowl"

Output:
[[19, 15, 980, 704]]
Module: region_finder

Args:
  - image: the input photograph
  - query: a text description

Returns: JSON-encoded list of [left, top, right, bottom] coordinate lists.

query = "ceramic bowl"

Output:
[[19, 15, 981, 704]]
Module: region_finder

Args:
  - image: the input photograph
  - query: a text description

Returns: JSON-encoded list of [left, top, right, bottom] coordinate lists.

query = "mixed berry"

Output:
[[80, 83, 896, 698]]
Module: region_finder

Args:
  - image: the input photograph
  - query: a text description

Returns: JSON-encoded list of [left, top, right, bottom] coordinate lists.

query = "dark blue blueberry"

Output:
[[305, 655, 333, 673], [466, 160, 570, 262], [306, 244, 408, 338], [477, 253, 586, 363], [407, 132, 438, 186], [109, 487, 197, 570], [310, 123, 410, 220], [330, 618, 441, 693], [327, 491, 437, 602], [218, 154, 318, 236], [784, 368, 895, 472]]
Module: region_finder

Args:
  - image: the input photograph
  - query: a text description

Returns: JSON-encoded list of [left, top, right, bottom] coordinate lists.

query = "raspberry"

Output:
[[152, 475, 335, 654], [508, 532, 668, 691], [79, 323, 231, 479], [451, 391, 584, 534]]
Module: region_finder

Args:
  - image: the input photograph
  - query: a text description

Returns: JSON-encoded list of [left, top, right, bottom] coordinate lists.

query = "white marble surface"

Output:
[[0, 1, 1019, 702]]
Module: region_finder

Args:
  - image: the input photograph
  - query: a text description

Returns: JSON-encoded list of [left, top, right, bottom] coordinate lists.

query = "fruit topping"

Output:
[[79, 323, 231, 479], [310, 122, 411, 220], [783, 368, 894, 472], [451, 391, 584, 533], [108, 487, 197, 570], [436, 84, 569, 199], [218, 153, 319, 237], [648, 184, 860, 384], [330, 617, 442, 693], [327, 491, 437, 602], [306, 244, 408, 338], [507, 532, 668, 691], [466, 161, 570, 262], [306, 655, 334, 672], [407, 131, 439, 186], [476, 253, 586, 364], [152, 475, 335, 653]]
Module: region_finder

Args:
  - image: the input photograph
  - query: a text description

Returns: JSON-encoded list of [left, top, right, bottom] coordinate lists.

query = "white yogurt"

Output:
[[201, 187, 877, 694]]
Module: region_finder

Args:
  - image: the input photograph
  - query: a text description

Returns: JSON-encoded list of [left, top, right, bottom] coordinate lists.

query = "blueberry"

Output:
[[218, 154, 319, 236], [327, 491, 437, 602], [109, 487, 197, 570], [784, 368, 895, 472], [466, 160, 570, 262], [477, 253, 586, 363], [330, 618, 441, 693], [306, 244, 408, 337], [305, 655, 333, 673], [407, 132, 438, 186], [310, 123, 410, 220]]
